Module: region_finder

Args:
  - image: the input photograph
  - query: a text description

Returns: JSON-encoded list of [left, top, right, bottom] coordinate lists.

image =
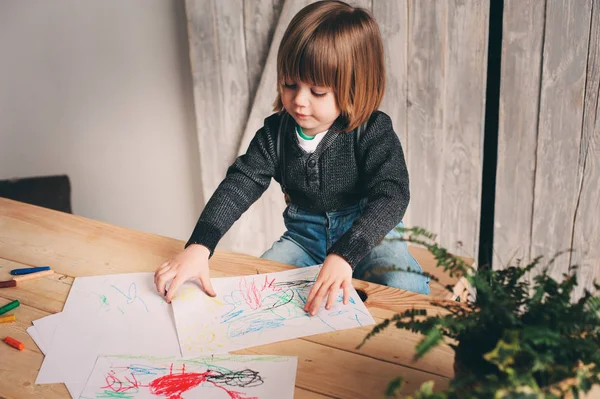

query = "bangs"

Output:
[[278, 28, 339, 90]]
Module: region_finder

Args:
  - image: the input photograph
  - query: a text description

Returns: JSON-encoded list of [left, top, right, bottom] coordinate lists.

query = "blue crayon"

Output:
[[10, 266, 51, 276]]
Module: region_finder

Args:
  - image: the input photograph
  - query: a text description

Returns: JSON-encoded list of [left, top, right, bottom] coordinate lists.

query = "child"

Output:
[[155, 0, 430, 315]]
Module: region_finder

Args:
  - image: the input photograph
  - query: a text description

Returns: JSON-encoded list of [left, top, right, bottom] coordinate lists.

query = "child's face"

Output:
[[281, 81, 341, 135]]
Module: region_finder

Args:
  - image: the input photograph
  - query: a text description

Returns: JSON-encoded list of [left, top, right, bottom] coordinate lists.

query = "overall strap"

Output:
[[276, 112, 290, 194]]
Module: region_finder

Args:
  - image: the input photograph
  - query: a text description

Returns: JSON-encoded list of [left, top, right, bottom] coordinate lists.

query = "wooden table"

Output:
[[0, 198, 454, 398]]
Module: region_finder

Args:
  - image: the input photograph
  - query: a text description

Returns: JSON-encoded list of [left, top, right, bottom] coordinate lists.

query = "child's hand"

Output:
[[154, 244, 216, 303], [304, 254, 353, 316]]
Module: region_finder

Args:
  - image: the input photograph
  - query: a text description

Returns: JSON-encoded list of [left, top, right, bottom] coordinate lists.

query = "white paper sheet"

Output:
[[172, 265, 375, 356], [35, 273, 181, 385], [31, 312, 61, 351], [27, 321, 86, 398], [27, 325, 46, 354], [79, 354, 297, 399]]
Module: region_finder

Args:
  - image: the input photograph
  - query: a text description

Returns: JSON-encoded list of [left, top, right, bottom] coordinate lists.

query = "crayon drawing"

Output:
[[79, 354, 297, 399], [172, 265, 375, 356]]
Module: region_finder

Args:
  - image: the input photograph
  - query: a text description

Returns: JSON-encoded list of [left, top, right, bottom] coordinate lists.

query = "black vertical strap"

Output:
[[277, 112, 289, 194], [478, 0, 504, 269]]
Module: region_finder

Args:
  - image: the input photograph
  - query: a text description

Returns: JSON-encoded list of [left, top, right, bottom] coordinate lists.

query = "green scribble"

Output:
[[118, 307, 124, 315], [95, 293, 110, 310], [95, 390, 135, 398]]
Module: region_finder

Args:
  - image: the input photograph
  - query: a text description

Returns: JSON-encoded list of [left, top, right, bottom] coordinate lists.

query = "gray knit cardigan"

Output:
[[186, 110, 410, 269]]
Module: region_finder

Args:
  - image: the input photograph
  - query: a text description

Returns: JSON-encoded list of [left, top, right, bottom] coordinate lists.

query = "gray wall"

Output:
[[0, 0, 203, 241]]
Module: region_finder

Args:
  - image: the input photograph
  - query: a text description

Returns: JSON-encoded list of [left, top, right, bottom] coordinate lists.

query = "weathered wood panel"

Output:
[[531, 0, 592, 282], [186, 0, 285, 251], [493, 0, 545, 268], [373, 0, 408, 153], [244, 0, 284, 106], [440, 0, 488, 259], [571, 0, 600, 298], [405, 1, 447, 253]]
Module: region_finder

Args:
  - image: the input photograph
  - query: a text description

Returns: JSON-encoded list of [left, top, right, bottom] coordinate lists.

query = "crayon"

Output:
[[10, 266, 51, 276], [12, 270, 54, 283], [0, 314, 16, 323], [0, 300, 19, 316], [0, 280, 17, 288], [4, 336, 24, 351]]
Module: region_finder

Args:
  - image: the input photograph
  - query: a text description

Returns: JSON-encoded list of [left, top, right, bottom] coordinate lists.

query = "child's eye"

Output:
[[284, 82, 296, 89], [311, 91, 327, 97]]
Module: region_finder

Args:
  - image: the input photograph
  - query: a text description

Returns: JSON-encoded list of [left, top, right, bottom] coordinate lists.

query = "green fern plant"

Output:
[[359, 227, 600, 399]]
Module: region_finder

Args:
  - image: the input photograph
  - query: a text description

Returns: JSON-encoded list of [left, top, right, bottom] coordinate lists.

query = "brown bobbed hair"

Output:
[[273, 1, 385, 133]]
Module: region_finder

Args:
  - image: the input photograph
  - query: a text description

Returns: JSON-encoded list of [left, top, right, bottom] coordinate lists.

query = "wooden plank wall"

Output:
[[405, 1, 489, 258], [184, 0, 489, 259], [494, 0, 599, 296]]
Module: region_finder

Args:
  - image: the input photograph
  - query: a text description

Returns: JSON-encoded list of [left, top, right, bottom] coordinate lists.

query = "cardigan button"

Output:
[[309, 173, 318, 182], [308, 159, 317, 167]]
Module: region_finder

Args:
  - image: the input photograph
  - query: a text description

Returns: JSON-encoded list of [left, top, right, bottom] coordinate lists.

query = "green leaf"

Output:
[[385, 376, 404, 397], [415, 326, 443, 359]]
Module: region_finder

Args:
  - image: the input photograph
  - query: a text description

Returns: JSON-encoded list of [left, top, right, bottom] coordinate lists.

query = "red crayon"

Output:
[[4, 336, 24, 351], [0, 280, 17, 288]]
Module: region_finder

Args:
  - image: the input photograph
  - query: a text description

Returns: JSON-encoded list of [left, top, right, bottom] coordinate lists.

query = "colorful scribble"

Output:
[[148, 363, 260, 399], [95, 361, 264, 399]]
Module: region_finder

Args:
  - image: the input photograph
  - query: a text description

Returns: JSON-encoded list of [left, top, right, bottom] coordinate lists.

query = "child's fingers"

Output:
[[342, 280, 352, 305], [304, 281, 322, 311], [325, 282, 340, 310], [165, 275, 186, 303], [156, 267, 176, 295], [199, 274, 216, 297], [309, 281, 331, 315], [154, 264, 172, 282], [154, 262, 170, 282]]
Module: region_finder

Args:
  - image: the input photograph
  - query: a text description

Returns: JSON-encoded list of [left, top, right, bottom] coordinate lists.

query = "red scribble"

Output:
[[240, 277, 262, 309], [148, 363, 257, 399], [102, 370, 143, 393], [261, 276, 280, 292]]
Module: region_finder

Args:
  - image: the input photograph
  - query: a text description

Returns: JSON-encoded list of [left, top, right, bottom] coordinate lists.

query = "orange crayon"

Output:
[[0, 314, 16, 323], [4, 336, 24, 351]]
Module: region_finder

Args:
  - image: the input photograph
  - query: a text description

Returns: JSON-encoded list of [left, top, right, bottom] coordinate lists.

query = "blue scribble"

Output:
[[111, 283, 149, 312], [328, 310, 346, 317], [127, 364, 167, 376], [316, 315, 337, 331], [221, 309, 244, 323], [354, 314, 363, 326], [229, 317, 285, 338]]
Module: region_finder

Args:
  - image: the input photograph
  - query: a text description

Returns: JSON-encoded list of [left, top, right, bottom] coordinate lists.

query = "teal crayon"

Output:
[[0, 300, 20, 316]]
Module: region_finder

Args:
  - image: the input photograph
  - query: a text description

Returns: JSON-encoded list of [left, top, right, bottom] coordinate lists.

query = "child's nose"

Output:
[[293, 90, 310, 107]]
